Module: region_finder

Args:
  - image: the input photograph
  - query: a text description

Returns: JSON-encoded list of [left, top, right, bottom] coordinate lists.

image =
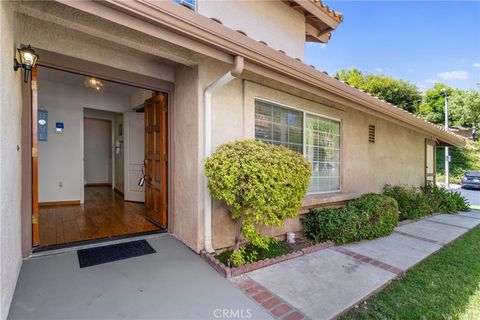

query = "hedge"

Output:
[[302, 193, 400, 244]]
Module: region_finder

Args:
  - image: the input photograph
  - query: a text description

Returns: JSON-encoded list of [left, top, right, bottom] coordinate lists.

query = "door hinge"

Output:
[[32, 214, 38, 225], [32, 147, 38, 157], [163, 154, 168, 162]]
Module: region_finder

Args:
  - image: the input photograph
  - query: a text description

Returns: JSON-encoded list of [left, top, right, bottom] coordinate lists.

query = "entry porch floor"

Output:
[[9, 235, 271, 319]]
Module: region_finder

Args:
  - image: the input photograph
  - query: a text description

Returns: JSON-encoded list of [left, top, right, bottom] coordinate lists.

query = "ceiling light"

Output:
[[85, 77, 104, 91]]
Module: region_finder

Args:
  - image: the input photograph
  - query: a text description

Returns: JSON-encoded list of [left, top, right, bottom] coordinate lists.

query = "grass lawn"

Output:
[[342, 226, 480, 320]]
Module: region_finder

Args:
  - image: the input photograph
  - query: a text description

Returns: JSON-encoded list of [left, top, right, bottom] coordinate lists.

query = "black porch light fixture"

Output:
[[13, 45, 39, 83]]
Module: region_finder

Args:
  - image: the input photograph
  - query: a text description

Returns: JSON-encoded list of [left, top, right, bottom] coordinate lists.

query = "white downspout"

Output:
[[203, 56, 244, 253]]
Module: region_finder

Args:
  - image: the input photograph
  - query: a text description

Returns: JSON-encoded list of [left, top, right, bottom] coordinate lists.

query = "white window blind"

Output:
[[255, 99, 341, 194]]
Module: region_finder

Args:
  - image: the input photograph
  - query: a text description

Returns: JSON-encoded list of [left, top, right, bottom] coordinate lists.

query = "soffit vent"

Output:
[[369, 125, 376, 143]]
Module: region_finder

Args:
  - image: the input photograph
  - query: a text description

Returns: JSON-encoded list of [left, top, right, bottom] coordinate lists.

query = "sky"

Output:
[[305, 0, 480, 91]]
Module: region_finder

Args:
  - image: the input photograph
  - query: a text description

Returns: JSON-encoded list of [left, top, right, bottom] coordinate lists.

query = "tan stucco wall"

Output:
[[195, 58, 430, 249], [171, 64, 204, 252], [197, 0, 306, 59], [0, 1, 23, 318], [9, 1, 433, 256]]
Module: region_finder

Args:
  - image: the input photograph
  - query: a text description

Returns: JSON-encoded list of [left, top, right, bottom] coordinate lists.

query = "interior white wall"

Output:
[[0, 2, 23, 319], [84, 118, 112, 184], [38, 78, 132, 203]]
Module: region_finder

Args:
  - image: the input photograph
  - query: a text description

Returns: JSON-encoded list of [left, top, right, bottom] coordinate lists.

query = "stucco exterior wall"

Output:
[[171, 64, 203, 252], [195, 58, 429, 249], [0, 1, 23, 319], [17, 15, 175, 84], [197, 0, 306, 59]]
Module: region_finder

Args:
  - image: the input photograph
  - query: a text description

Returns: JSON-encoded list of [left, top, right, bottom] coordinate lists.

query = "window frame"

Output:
[[172, 0, 197, 11], [255, 98, 342, 195]]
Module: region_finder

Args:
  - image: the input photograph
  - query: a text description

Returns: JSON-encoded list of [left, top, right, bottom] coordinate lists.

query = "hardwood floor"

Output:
[[39, 186, 160, 247]]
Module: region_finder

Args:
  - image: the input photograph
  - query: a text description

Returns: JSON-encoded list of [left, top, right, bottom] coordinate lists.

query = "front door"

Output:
[[425, 139, 436, 185], [124, 112, 145, 202], [144, 92, 168, 228]]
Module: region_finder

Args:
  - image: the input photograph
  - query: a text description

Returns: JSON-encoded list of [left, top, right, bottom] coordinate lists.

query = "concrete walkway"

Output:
[[8, 235, 272, 320], [235, 211, 480, 320]]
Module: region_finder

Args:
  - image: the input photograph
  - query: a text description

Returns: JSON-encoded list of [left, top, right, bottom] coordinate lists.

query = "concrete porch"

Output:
[[8, 236, 271, 320]]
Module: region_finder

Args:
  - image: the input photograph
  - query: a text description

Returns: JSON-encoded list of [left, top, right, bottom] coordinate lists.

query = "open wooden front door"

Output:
[[144, 92, 168, 228], [32, 66, 39, 246]]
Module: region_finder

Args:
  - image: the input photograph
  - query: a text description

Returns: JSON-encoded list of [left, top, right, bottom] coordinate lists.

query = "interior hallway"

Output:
[[39, 186, 160, 247]]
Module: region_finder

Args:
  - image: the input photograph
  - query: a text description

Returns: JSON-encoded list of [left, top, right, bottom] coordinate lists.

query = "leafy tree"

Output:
[[450, 86, 480, 129], [204, 140, 311, 254], [335, 68, 422, 113], [418, 83, 458, 125]]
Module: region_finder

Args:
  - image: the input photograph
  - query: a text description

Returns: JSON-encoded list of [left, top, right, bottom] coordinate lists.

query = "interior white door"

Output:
[[84, 118, 112, 185], [124, 111, 145, 202]]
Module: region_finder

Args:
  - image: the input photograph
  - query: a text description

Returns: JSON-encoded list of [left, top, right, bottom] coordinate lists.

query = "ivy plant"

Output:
[[205, 140, 311, 254]]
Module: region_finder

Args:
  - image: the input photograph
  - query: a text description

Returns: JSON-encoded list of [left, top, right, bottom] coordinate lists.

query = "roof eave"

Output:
[[54, 0, 462, 147]]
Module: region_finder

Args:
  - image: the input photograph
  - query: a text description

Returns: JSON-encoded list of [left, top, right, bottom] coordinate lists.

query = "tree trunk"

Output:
[[233, 212, 244, 251]]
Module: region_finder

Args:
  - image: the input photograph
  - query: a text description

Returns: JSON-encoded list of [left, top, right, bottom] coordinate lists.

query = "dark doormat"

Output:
[[77, 240, 156, 268]]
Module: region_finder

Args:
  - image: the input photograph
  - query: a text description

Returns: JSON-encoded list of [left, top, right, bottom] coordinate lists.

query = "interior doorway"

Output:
[[34, 66, 168, 248]]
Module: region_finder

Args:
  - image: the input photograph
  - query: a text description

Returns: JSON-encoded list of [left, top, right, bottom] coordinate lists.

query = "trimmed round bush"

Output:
[[302, 193, 400, 244], [205, 140, 311, 252]]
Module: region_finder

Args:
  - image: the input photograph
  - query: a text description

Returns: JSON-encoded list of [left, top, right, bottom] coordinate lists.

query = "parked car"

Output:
[[461, 171, 480, 189]]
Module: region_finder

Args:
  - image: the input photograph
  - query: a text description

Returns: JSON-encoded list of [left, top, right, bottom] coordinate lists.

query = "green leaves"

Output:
[[302, 194, 400, 244], [383, 184, 470, 220], [205, 140, 311, 253], [335, 68, 422, 113]]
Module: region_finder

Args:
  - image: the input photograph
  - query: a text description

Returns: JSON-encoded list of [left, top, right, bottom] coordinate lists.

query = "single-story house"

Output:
[[0, 0, 464, 317]]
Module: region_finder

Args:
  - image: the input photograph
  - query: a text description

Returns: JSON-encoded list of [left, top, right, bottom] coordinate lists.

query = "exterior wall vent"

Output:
[[368, 125, 376, 143]]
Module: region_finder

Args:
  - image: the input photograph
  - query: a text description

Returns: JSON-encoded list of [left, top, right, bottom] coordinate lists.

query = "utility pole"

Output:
[[440, 88, 450, 189]]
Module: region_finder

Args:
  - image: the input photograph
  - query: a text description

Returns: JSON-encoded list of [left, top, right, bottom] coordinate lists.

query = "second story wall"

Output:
[[197, 0, 305, 59]]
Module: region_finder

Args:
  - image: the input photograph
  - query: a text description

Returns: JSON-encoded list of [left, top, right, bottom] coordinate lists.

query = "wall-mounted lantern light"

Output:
[[13, 45, 39, 83]]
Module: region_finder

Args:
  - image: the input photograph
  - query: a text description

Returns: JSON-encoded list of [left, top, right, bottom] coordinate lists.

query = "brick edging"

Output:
[[396, 212, 441, 227], [232, 275, 308, 320], [200, 241, 334, 278], [331, 247, 404, 276], [424, 218, 471, 230], [394, 230, 442, 245]]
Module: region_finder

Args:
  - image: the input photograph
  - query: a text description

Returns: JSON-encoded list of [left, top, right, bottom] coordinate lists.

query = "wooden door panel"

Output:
[[144, 93, 167, 228]]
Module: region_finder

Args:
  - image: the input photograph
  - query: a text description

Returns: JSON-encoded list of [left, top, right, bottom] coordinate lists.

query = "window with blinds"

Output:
[[255, 99, 341, 194], [254, 100, 303, 154]]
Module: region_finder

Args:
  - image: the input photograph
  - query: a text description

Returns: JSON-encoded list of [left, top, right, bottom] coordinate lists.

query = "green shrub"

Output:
[[422, 184, 470, 213], [383, 184, 469, 219], [436, 140, 480, 184], [383, 185, 432, 220], [302, 194, 400, 244], [205, 140, 311, 264]]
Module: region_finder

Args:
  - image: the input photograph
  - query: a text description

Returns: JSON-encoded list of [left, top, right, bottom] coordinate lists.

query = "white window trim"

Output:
[[255, 98, 342, 195]]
